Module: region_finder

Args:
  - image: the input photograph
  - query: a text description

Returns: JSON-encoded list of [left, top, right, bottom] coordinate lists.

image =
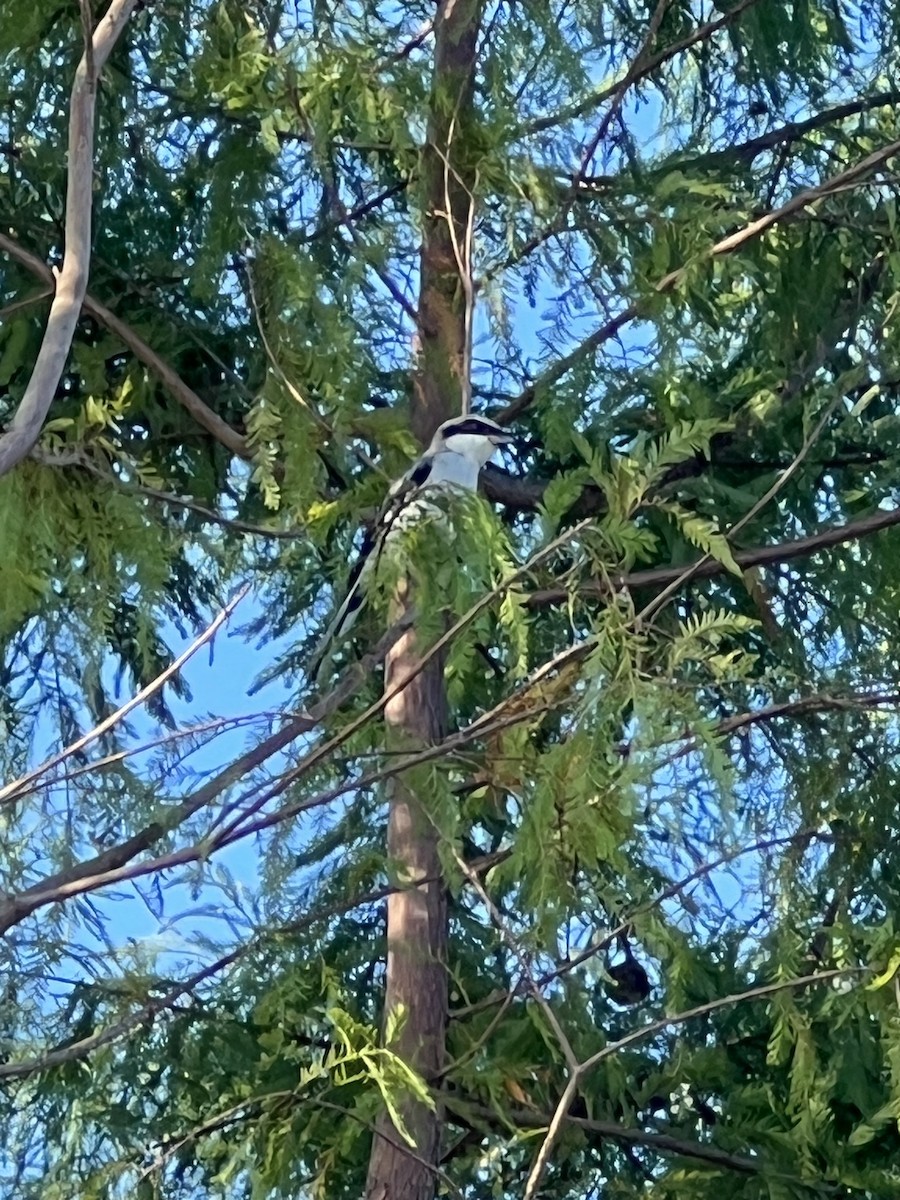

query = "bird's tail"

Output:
[[307, 556, 371, 685]]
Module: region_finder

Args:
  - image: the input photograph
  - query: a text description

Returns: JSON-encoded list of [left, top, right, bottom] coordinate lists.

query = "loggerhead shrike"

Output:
[[311, 414, 516, 680]]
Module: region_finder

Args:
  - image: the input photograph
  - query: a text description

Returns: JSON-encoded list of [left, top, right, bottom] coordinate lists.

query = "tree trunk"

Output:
[[365, 635, 448, 1200], [411, 0, 483, 442], [364, 2, 482, 1197]]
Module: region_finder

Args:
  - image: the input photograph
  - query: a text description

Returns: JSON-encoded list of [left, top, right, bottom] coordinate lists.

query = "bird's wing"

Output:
[[309, 453, 436, 682], [373, 453, 438, 542]]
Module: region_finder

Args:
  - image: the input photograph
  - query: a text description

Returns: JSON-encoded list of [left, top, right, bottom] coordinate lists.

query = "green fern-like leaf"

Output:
[[653, 499, 742, 575]]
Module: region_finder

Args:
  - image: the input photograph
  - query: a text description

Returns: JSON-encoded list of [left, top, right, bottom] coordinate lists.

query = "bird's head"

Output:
[[431, 414, 516, 466]]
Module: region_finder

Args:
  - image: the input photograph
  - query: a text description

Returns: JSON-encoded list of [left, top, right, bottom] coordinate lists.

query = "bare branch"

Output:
[[584, 968, 859, 1075], [523, 966, 858, 1198], [685, 90, 900, 171], [33, 447, 303, 536], [0, 288, 53, 321], [509, 0, 672, 292], [460, 1101, 769, 1177], [0, 617, 414, 935], [575, 0, 669, 180], [451, 851, 580, 1074], [0, 0, 140, 477], [9, 712, 286, 801], [0, 861, 488, 1080], [452, 828, 829, 1021]]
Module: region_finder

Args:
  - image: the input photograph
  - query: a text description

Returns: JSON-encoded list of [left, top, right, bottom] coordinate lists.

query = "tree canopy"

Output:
[[3, 0, 900, 1197]]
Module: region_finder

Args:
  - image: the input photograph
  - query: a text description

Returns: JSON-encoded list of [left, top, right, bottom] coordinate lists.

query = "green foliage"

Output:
[[6, 0, 900, 1198]]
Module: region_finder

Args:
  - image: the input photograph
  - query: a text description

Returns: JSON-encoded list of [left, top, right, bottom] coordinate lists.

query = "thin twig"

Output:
[[452, 827, 829, 1020], [566, 0, 670, 226], [0, 288, 53, 321], [636, 379, 851, 625], [460, 1100, 775, 1177], [523, 966, 858, 1199], [242, 259, 330, 433], [528, 501, 900, 605], [435, 115, 477, 415], [522, 1072, 581, 1200], [35, 450, 306, 538], [584, 968, 859, 1074], [7, 711, 285, 802], [390, 18, 434, 59], [522, 0, 767, 138], [0, 586, 251, 805], [452, 852, 579, 1073], [240, 253, 384, 477]]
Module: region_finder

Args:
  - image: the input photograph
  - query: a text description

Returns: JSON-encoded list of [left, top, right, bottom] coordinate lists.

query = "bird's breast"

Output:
[[428, 450, 482, 490]]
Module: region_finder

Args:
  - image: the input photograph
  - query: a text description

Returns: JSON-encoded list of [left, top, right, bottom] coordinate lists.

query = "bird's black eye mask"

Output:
[[442, 418, 512, 439]]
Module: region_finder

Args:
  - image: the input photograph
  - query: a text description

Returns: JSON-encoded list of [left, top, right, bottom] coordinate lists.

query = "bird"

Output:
[[604, 933, 651, 1007], [310, 414, 516, 681]]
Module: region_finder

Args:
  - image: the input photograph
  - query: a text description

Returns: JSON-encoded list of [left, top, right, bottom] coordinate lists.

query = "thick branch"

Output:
[[0, 0, 139, 477]]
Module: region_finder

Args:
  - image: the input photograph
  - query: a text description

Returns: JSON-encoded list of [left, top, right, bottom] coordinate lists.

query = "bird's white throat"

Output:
[[440, 431, 504, 467]]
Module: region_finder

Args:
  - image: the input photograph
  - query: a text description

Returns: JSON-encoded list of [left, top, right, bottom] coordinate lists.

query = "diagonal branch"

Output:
[[0, 586, 250, 805], [523, 0, 768, 138], [506, 0, 671, 282], [681, 90, 900, 171], [0, 615, 410, 934], [0, 231, 250, 460], [0, 0, 140, 477], [496, 140, 900, 424], [523, 966, 858, 1197], [0, 520, 593, 937], [3, 505, 891, 940], [0, 861, 494, 1080], [527, 502, 900, 607], [451, 827, 829, 1022], [459, 1100, 767, 1177]]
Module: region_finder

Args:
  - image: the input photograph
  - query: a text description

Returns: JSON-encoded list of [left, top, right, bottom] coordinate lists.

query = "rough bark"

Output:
[[364, 2, 482, 1197], [365, 630, 448, 1200]]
